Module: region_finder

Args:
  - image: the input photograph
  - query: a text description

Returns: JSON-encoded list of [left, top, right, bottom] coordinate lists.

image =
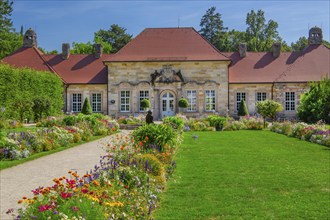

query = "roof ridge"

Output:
[[33, 47, 67, 83], [190, 28, 230, 61]]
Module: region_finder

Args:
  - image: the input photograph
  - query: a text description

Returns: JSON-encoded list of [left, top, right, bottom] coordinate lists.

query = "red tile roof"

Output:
[[1, 47, 112, 84], [225, 44, 330, 83], [106, 28, 230, 62], [1, 47, 53, 72], [43, 54, 113, 84]]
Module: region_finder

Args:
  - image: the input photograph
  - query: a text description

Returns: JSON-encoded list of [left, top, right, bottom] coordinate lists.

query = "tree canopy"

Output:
[[94, 24, 132, 53], [0, 0, 22, 59], [199, 6, 228, 51], [297, 77, 330, 124]]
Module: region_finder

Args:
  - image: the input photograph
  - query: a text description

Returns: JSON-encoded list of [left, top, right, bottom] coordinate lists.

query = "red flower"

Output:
[[38, 204, 52, 212], [61, 192, 72, 199], [72, 206, 79, 212], [81, 188, 88, 194]]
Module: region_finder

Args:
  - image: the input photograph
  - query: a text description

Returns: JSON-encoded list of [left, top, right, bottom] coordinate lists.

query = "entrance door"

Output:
[[161, 92, 175, 118]]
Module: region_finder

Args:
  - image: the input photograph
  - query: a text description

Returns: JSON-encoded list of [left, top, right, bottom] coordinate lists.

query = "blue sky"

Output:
[[11, 0, 330, 52]]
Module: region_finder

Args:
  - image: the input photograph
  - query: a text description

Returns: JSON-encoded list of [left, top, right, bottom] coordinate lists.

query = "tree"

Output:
[[38, 47, 58, 54], [297, 77, 330, 124], [199, 7, 228, 51], [140, 99, 150, 111], [95, 24, 132, 53], [256, 99, 284, 128], [0, 0, 13, 32], [238, 100, 249, 116], [81, 97, 92, 115], [291, 37, 308, 51], [221, 29, 246, 52], [245, 9, 281, 52], [71, 38, 112, 55], [0, 0, 23, 59]]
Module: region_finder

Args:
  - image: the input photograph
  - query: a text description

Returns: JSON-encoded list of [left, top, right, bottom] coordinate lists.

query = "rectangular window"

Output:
[[256, 92, 267, 102], [92, 93, 102, 112], [139, 90, 149, 112], [120, 91, 130, 112], [285, 92, 295, 111], [186, 90, 197, 112], [72, 93, 82, 112], [236, 92, 246, 111], [205, 90, 216, 111]]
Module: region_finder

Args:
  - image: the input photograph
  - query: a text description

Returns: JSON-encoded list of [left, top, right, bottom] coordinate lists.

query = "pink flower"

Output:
[[61, 192, 72, 199], [72, 206, 79, 212], [38, 204, 52, 212]]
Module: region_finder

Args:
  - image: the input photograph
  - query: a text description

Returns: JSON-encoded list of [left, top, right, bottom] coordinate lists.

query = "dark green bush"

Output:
[[140, 99, 150, 111], [238, 100, 249, 116], [178, 98, 189, 108], [81, 97, 92, 115], [162, 116, 185, 130]]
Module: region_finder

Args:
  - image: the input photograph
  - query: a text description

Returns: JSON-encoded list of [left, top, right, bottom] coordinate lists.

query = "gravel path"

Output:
[[0, 131, 130, 220]]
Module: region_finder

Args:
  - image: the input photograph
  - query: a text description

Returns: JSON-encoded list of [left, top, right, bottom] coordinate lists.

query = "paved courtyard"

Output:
[[0, 131, 130, 220]]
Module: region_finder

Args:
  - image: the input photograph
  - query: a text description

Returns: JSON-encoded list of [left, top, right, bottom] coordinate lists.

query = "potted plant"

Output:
[[178, 98, 189, 112]]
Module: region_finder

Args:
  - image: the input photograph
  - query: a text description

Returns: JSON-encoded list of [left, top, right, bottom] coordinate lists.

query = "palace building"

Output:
[[2, 27, 329, 120]]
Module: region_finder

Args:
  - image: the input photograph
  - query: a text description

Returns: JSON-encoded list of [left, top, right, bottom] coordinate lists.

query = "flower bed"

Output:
[[223, 116, 264, 131], [270, 122, 330, 147], [0, 114, 119, 161], [10, 123, 181, 219]]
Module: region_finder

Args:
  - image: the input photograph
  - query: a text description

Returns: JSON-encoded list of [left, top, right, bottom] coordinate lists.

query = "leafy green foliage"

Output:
[[0, 64, 64, 122], [95, 24, 132, 53], [178, 98, 189, 108], [140, 99, 150, 110], [256, 99, 283, 127], [162, 116, 185, 130], [131, 124, 180, 152], [81, 97, 93, 115], [71, 39, 112, 55], [291, 37, 308, 51], [298, 77, 330, 124], [238, 100, 249, 116], [199, 6, 228, 51], [246, 9, 282, 52], [32, 97, 51, 121], [206, 115, 228, 130], [0, 0, 23, 59]]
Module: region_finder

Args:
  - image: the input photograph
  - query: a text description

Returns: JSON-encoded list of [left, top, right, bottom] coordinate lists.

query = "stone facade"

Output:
[[229, 82, 309, 119], [66, 84, 107, 114], [106, 61, 230, 119]]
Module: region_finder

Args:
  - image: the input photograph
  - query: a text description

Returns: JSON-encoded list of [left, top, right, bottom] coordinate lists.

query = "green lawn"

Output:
[[0, 135, 106, 170], [153, 131, 330, 219]]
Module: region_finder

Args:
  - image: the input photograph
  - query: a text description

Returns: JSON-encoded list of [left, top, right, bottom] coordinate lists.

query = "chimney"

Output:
[[94, 43, 102, 58], [272, 42, 281, 58], [239, 43, 247, 58], [23, 28, 37, 48], [62, 43, 70, 60], [308, 26, 323, 45]]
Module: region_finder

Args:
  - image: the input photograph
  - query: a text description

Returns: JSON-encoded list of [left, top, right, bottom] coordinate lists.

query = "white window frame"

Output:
[[120, 91, 130, 112], [186, 90, 197, 112], [205, 90, 216, 111], [236, 92, 246, 111], [256, 92, 267, 102], [139, 90, 149, 112], [285, 92, 295, 111], [92, 93, 102, 112], [72, 93, 82, 112]]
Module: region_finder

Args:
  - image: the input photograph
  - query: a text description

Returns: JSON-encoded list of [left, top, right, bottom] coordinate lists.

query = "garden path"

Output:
[[0, 131, 131, 220]]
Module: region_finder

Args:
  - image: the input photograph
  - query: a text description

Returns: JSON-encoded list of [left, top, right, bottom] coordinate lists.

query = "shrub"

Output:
[[298, 77, 330, 124], [132, 124, 180, 152], [206, 115, 228, 131], [256, 99, 283, 127], [135, 154, 164, 176], [140, 99, 150, 111], [178, 98, 189, 108], [163, 116, 185, 130], [81, 97, 92, 115], [0, 64, 63, 122], [238, 100, 249, 116], [32, 97, 51, 121]]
